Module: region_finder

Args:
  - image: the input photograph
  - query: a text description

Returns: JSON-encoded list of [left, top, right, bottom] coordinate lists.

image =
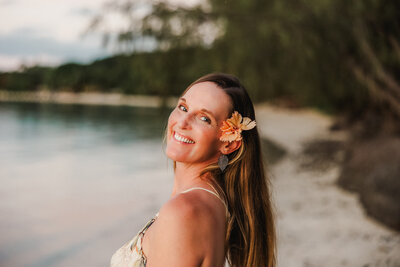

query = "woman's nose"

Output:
[[177, 113, 191, 129]]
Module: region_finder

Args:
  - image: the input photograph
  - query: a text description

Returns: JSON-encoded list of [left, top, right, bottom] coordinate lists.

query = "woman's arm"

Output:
[[146, 194, 214, 267]]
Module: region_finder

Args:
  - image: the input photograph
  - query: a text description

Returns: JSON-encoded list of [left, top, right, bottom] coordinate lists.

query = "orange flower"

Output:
[[220, 111, 256, 142]]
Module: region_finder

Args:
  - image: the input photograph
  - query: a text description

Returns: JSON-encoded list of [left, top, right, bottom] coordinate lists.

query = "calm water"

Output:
[[0, 102, 175, 267], [0, 102, 283, 267]]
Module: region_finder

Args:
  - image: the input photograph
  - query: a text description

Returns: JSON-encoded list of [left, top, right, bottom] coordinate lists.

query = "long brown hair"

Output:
[[163, 73, 276, 267]]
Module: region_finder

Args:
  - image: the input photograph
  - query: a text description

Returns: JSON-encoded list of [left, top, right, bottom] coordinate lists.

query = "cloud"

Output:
[[0, 0, 180, 71], [69, 7, 97, 17], [0, 28, 111, 71], [0, 53, 62, 71], [0, 0, 114, 71], [0, 29, 103, 57], [0, 0, 104, 42], [0, 0, 17, 6]]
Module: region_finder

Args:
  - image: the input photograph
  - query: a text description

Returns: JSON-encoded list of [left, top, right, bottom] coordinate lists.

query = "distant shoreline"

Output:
[[0, 90, 179, 108]]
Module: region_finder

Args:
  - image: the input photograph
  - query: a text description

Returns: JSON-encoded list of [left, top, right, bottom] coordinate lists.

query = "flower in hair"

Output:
[[219, 111, 256, 142]]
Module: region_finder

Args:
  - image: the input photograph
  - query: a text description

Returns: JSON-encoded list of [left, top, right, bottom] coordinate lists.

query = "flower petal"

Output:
[[227, 111, 242, 128], [220, 121, 233, 132], [220, 128, 242, 142], [220, 134, 235, 142], [241, 117, 256, 130]]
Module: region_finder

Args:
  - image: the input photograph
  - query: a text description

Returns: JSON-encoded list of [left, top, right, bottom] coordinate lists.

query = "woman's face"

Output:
[[166, 81, 233, 164]]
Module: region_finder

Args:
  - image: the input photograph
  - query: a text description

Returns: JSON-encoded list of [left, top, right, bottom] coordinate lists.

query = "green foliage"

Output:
[[49, 63, 86, 92], [0, 47, 216, 95], [0, 66, 52, 91], [1, 0, 398, 116]]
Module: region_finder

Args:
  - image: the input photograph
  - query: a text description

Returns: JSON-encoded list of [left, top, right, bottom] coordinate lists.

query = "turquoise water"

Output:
[[0, 103, 174, 267]]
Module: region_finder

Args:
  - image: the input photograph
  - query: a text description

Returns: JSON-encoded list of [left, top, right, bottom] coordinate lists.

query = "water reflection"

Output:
[[1, 102, 171, 139], [0, 103, 174, 267]]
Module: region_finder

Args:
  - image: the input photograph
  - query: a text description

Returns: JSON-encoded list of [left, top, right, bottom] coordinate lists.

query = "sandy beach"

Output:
[[0, 90, 179, 108], [255, 104, 400, 267]]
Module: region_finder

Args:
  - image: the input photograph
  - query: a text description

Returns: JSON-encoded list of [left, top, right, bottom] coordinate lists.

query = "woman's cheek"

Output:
[[203, 129, 219, 144], [168, 109, 178, 125]]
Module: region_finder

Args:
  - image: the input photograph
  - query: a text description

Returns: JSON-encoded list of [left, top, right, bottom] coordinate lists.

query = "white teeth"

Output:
[[174, 132, 195, 144]]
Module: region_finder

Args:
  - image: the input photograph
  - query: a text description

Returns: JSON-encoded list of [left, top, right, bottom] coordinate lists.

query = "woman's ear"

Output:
[[220, 140, 242, 155]]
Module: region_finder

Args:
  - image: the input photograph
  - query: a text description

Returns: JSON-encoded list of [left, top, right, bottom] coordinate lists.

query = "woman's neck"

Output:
[[171, 161, 214, 197]]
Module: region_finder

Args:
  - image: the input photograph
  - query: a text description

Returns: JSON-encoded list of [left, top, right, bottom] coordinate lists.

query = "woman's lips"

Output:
[[173, 131, 195, 144]]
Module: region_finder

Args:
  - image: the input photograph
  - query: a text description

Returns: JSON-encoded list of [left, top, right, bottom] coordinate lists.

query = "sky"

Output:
[[0, 0, 118, 71], [0, 0, 203, 72]]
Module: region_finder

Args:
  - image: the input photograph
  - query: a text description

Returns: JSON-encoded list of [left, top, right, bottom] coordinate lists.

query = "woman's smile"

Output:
[[173, 131, 196, 144]]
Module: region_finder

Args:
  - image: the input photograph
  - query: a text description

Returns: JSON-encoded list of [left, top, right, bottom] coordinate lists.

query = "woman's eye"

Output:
[[178, 104, 187, 111], [200, 116, 211, 124], [178, 104, 210, 124]]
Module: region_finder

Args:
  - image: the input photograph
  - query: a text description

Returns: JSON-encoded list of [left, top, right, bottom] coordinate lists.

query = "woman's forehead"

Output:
[[183, 82, 232, 120]]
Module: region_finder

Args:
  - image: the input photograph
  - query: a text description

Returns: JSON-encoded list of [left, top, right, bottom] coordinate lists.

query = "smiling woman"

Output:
[[110, 73, 277, 267]]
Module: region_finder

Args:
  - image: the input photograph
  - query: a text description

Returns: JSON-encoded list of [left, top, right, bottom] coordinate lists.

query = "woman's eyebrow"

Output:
[[179, 97, 217, 120]]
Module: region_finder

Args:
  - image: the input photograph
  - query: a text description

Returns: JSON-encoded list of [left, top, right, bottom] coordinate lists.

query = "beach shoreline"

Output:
[[254, 104, 400, 267], [0, 90, 179, 108]]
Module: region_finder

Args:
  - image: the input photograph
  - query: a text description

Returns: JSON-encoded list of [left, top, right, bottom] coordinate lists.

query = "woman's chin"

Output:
[[165, 148, 189, 162]]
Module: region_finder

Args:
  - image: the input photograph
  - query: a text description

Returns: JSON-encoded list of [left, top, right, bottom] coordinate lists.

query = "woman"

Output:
[[111, 73, 276, 267]]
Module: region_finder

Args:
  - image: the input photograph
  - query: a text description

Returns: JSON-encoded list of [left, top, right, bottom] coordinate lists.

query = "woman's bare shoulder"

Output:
[[146, 192, 214, 266], [158, 191, 216, 233]]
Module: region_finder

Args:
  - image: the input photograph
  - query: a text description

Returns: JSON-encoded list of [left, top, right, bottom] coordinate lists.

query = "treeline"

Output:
[[1, 0, 399, 117], [0, 47, 214, 97]]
